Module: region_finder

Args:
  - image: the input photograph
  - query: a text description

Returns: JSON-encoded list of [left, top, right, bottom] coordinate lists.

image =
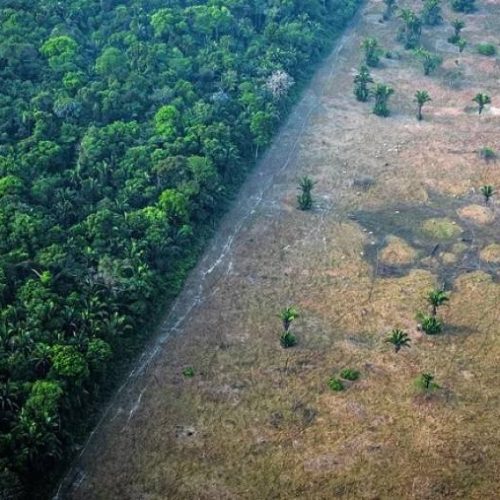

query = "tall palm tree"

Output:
[[353, 65, 374, 102], [480, 185, 494, 205], [279, 306, 299, 332], [414, 90, 432, 120], [386, 329, 411, 352], [427, 289, 449, 316], [473, 93, 491, 115]]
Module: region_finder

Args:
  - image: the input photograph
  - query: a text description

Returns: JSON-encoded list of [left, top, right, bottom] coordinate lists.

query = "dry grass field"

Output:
[[64, 1, 500, 498]]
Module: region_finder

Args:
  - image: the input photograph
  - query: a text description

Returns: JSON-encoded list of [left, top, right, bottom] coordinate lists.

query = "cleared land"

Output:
[[64, 1, 500, 498]]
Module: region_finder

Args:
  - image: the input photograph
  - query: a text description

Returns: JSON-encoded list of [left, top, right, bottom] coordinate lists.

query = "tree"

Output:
[[416, 372, 439, 391], [297, 176, 315, 210], [421, 0, 442, 26], [386, 329, 411, 352], [420, 314, 443, 335], [399, 9, 422, 49], [427, 289, 449, 316], [480, 185, 494, 205], [362, 37, 381, 67], [372, 84, 394, 117], [457, 39, 467, 53], [472, 93, 491, 115], [449, 19, 465, 44], [414, 48, 442, 75], [353, 65, 374, 102], [451, 0, 476, 13], [415, 90, 432, 121], [279, 306, 299, 332]]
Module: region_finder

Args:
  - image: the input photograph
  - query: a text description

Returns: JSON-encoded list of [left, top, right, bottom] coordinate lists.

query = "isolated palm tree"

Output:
[[427, 289, 449, 316], [472, 93, 491, 115], [480, 185, 494, 205], [414, 90, 432, 120], [279, 306, 299, 332], [386, 329, 411, 352], [354, 65, 374, 102], [297, 176, 314, 210], [373, 84, 394, 117], [362, 37, 380, 67]]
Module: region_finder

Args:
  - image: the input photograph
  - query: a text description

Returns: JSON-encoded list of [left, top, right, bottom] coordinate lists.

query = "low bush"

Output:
[[328, 377, 345, 392], [477, 43, 497, 56], [340, 368, 360, 381]]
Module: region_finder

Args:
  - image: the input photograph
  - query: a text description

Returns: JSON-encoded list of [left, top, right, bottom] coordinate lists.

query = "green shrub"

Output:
[[420, 314, 443, 335], [477, 43, 497, 56], [415, 372, 440, 392], [340, 368, 360, 381], [182, 367, 195, 377], [480, 147, 497, 161], [451, 0, 476, 13], [328, 377, 345, 392], [280, 331, 297, 348]]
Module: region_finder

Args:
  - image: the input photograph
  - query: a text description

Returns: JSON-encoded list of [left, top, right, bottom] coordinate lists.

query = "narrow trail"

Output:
[[56, 8, 363, 498]]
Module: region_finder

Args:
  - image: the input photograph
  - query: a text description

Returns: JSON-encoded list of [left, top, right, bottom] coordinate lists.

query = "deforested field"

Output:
[[66, 1, 499, 498]]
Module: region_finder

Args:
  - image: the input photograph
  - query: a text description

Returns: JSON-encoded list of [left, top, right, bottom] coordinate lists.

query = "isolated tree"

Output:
[[383, 0, 397, 20], [372, 84, 394, 117], [354, 65, 374, 102], [415, 90, 432, 120], [421, 0, 443, 26], [457, 39, 467, 53], [427, 289, 449, 316], [414, 48, 442, 75], [451, 0, 476, 13], [280, 306, 299, 332], [399, 9, 422, 49], [473, 93, 491, 115], [386, 329, 411, 352], [362, 37, 381, 67], [297, 176, 315, 210], [448, 19, 465, 44], [480, 185, 494, 205]]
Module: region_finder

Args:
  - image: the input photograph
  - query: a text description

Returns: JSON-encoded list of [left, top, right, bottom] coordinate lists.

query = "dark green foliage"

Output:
[[420, 314, 443, 335], [0, 0, 361, 494], [480, 185, 494, 205], [280, 331, 297, 348], [398, 9, 422, 50], [182, 367, 195, 378], [297, 176, 315, 210], [372, 84, 395, 117], [473, 93, 491, 115], [362, 38, 381, 67], [415, 372, 440, 392], [448, 19, 465, 44], [328, 377, 345, 392], [480, 147, 497, 162], [451, 0, 476, 13], [426, 289, 449, 316], [421, 0, 443, 26], [354, 65, 374, 102], [477, 43, 497, 57], [340, 368, 360, 381], [386, 329, 411, 352]]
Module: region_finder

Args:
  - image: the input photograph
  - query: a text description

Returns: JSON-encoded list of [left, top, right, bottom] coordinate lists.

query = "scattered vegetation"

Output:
[[419, 314, 444, 335], [372, 84, 395, 117], [354, 65, 374, 102], [480, 147, 497, 162], [477, 43, 497, 57], [182, 367, 195, 378], [398, 9, 423, 50], [386, 329, 411, 352], [340, 368, 360, 381], [297, 176, 315, 210], [415, 372, 440, 392], [279, 307, 300, 332], [280, 331, 298, 348], [457, 38, 467, 53], [427, 289, 449, 316], [414, 49, 443, 76], [472, 93, 491, 115], [480, 185, 494, 205], [415, 90, 432, 121], [421, 0, 443, 26], [328, 377, 345, 392], [448, 19, 465, 44], [362, 37, 382, 67]]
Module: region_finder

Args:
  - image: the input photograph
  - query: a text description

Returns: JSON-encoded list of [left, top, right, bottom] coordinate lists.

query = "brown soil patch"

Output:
[[379, 235, 417, 265], [457, 204, 495, 224]]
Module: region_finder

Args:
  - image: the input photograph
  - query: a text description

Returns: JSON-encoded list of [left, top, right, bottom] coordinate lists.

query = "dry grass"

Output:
[[66, 1, 500, 499]]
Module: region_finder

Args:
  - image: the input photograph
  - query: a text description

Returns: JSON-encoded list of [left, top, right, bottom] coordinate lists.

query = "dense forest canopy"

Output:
[[0, 0, 360, 496]]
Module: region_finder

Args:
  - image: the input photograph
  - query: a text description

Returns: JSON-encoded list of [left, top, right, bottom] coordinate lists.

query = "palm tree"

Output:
[[353, 65, 374, 102], [399, 9, 422, 49], [297, 176, 314, 210], [415, 90, 432, 120], [427, 289, 449, 316], [449, 19, 465, 44], [480, 185, 494, 205], [472, 93, 491, 115], [373, 84, 394, 117], [362, 37, 380, 67], [386, 329, 411, 352], [420, 314, 443, 335], [279, 306, 299, 332]]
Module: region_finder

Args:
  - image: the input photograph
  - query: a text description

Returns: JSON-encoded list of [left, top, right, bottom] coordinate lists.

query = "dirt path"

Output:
[[63, 1, 500, 498]]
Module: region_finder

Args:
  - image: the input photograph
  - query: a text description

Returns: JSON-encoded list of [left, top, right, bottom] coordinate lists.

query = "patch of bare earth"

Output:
[[65, 1, 500, 499]]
